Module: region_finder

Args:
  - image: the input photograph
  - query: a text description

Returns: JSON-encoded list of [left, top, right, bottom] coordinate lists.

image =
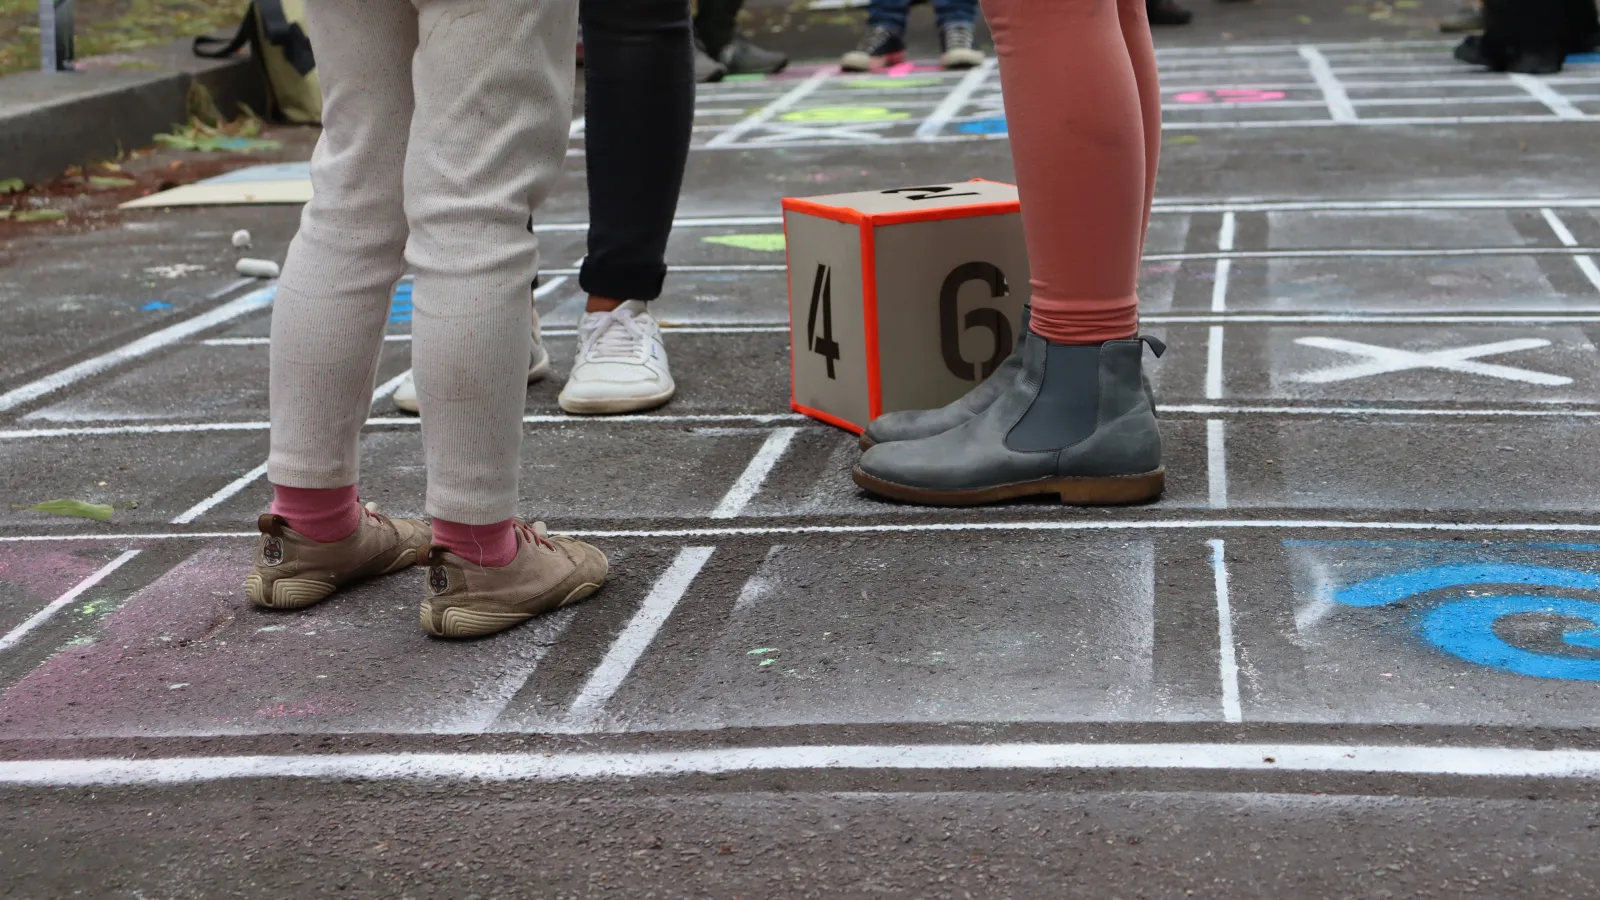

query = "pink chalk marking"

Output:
[[1172, 89, 1286, 104], [885, 61, 918, 77], [0, 547, 115, 611]]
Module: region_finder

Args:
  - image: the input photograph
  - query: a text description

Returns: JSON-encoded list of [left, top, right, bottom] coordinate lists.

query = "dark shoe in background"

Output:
[[841, 25, 907, 72], [720, 36, 788, 75], [1148, 0, 1194, 26], [694, 41, 728, 83], [938, 22, 985, 70]]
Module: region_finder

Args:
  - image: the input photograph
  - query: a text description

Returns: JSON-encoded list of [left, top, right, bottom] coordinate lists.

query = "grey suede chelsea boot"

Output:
[[852, 332, 1165, 506]]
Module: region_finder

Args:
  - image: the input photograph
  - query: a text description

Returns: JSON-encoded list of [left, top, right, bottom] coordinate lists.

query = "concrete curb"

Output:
[[0, 38, 267, 186]]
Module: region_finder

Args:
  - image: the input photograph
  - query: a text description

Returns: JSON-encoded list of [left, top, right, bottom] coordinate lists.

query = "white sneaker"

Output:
[[392, 311, 551, 415], [558, 300, 675, 414]]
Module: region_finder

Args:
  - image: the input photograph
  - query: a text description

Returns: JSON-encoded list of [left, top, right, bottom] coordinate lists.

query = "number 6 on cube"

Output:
[[782, 180, 1031, 434]]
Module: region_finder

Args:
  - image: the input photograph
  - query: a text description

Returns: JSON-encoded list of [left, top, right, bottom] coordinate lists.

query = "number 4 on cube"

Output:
[[782, 180, 1031, 434]]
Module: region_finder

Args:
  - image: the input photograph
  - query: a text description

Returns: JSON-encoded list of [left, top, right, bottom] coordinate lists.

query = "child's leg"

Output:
[[932, 0, 978, 28], [984, 0, 1145, 344], [405, 0, 578, 531], [868, 0, 915, 33], [267, 0, 418, 535]]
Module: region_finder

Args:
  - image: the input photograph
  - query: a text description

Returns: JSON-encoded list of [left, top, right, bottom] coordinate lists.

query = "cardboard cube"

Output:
[[781, 180, 1030, 434]]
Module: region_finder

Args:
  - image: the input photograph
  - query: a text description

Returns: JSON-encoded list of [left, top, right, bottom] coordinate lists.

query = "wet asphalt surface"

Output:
[[6, 0, 1600, 896]]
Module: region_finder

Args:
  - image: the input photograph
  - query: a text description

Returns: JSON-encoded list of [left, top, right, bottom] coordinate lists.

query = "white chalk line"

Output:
[[708, 68, 833, 148], [170, 462, 268, 525], [1209, 539, 1243, 724], [916, 56, 997, 138], [1150, 246, 1600, 262], [1206, 420, 1228, 511], [1205, 326, 1225, 400], [0, 285, 274, 415], [28, 518, 1600, 546], [1509, 73, 1586, 119], [20, 401, 1600, 444], [710, 427, 799, 519], [8, 742, 1600, 786], [1540, 208, 1600, 295], [559, 547, 717, 731], [0, 550, 141, 652], [1301, 46, 1358, 123], [1212, 212, 1236, 313]]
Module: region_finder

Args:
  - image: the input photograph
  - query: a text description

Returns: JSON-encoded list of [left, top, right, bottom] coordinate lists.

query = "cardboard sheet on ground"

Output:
[[120, 163, 313, 209]]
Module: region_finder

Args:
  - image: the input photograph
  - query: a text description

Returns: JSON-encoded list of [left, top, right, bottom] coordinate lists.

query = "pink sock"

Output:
[[270, 484, 362, 543], [432, 518, 519, 568]]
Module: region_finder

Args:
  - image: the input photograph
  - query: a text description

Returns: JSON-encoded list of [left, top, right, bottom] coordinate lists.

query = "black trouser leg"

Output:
[[694, 0, 742, 58], [577, 0, 695, 303]]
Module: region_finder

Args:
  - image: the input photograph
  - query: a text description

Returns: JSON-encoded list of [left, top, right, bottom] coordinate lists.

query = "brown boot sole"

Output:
[[858, 434, 876, 451], [851, 466, 1165, 507], [245, 546, 422, 611], [419, 580, 602, 639]]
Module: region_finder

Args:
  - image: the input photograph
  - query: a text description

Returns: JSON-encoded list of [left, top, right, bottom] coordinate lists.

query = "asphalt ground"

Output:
[[4, 0, 1600, 896]]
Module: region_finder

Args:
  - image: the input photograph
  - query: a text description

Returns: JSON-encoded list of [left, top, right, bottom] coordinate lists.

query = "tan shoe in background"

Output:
[[419, 521, 608, 639], [246, 505, 431, 610]]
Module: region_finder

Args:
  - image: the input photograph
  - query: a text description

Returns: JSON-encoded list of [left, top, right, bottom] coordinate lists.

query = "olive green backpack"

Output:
[[194, 0, 321, 124]]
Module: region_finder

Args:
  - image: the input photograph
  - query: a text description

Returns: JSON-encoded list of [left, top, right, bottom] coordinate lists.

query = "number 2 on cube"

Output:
[[806, 263, 841, 379]]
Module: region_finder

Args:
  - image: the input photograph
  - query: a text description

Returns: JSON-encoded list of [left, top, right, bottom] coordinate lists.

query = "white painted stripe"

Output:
[[0, 413, 808, 442], [1206, 420, 1228, 510], [710, 427, 799, 519], [1145, 313, 1600, 324], [33, 517, 1600, 545], [564, 547, 716, 728], [1209, 540, 1243, 724], [568, 116, 585, 139], [0, 286, 273, 414], [916, 57, 998, 138], [1149, 246, 1600, 262], [8, 742, 1600, 786], [0, 550, 141, 652], [1509, 73, 1585, 119], [170, 461, 268, 525], [1205, 326, 1225, 400], [1163, 403, 1600, 418], [1153, 198, 1600, 215], [1541, 208, 1600, 294], [201, 323, 792, 347], [370, 369, 411, 402], [1297, 46, 1358, 122], [533, 275, 570, 300], [1212, 212, 1236, 313], [541, 264, 786, 276], [707, 68, 833, 148], [534, 215, 782, 233]]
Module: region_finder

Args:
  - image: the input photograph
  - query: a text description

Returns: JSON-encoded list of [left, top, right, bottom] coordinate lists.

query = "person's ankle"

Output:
[[270, 485, 361, 543], [432, 518, 519, 568], [585, 295, 625, 314]]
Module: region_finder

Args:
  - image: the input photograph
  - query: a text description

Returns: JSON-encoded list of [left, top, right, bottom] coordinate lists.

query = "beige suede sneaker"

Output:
[[246, 505, 431, 610], [418, 521, 608, 638]]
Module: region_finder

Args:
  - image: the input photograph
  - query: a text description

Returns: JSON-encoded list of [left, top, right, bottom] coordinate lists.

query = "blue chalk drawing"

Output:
[[1567, 52, 1600, 65], [389, 282, 413, 324], [1331, 559, 1600, 681], [1421, 597, 1600, 681], [140, 301, 172, 311], [958, 117, 1008, 135]]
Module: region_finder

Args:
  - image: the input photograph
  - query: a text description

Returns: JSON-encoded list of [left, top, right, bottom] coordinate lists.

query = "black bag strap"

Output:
[[192, 5, 256, 59], [256, 0, 316, 76]]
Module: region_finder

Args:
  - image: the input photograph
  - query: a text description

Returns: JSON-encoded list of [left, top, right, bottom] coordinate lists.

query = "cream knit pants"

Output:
[[267, 0, 576, 524]]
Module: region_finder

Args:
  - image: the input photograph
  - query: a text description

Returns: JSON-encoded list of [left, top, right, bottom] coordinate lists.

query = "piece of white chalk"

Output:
[[236, 258, 280, 279], [231, 229, 253, 249]]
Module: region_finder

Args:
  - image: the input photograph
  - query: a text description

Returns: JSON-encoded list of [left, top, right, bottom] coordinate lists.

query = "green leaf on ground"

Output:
[[703, 233, 787, 252], [88, 176, 137, 188], [0, 177, 22, 194], [28, 499, 114, 521], [1169, 135, 1200, 145], [13, 209, 66, 222]]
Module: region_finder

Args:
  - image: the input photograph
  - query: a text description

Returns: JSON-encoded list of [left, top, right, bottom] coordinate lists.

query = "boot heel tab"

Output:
[[258, 513, 287, 536], [1138, 334, 1166, 358]]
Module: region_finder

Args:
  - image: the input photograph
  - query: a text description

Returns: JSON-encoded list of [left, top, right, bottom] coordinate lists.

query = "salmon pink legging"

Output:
[[984, 0, 1160, 345]]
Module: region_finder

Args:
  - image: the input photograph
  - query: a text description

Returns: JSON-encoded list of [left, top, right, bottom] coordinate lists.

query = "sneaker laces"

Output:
[[943, 23, 974, 51], [581, 307, 649, 361], [858, 25, 899, 53], [514, 520, 557, 551]]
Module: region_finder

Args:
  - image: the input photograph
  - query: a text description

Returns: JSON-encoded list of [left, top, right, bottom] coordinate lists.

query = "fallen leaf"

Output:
[[88, 176, 137, 188], [1169, 135, 1200, 145], [704, 233, 787, 253], [28, 499, 113, 521], [13, 209, 66, 222], [0, 177, 22, 194]]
